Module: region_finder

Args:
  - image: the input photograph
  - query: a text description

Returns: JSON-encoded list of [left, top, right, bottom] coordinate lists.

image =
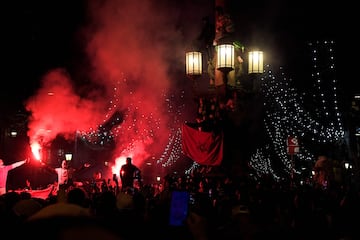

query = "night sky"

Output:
[[2, 1, 86, 109]]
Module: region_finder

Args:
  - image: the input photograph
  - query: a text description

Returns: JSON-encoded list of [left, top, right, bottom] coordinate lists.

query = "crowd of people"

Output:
[[191, 94, 237, 134], [0, 163, 359, 240], [0, 90, 358, 239]]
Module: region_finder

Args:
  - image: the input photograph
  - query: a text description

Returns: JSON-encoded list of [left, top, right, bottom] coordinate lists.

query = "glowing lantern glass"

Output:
[[186, 51, 202, 75], [248, 51, 264, 73], [65, 153, 73, 161], [216, 44, 235, 71]]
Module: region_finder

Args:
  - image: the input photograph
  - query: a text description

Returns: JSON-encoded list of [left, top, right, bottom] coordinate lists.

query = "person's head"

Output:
[[126, 157, 132, 164], [61, 160, 68, 169], [0, 159, 3, 166], [94, 171, 102, 180], [67, 187, 88, 207], [215, 6, 224, 16]]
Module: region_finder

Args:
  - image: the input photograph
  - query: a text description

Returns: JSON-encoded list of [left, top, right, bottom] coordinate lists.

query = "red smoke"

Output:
[[24, 0, 206, 174]]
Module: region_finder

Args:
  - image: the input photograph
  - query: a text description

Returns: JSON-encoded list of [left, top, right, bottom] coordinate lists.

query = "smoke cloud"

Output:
[[25, 0, 208, 174]]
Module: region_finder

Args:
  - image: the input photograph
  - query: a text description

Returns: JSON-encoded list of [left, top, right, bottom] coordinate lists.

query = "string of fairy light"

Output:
[[250, 40, 345, 181], [78, 75, 124, 147], [77, 72, 189, 171], [155, 90, 203, 172], [78, 72, 165, 148], [155, 90, 188, 168], [156, 127, 182, 167]]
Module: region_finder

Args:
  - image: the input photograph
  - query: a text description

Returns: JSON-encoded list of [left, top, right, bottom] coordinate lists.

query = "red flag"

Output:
[[181, 123, 223, 166]]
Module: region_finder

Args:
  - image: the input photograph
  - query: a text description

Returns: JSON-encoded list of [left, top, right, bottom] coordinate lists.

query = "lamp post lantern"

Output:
[[186, 51, 202, 76], [216, 44, 235, 71], [248, 50, 264, 74], [65, 153, 73, 161], [186, 51, 203, 95]]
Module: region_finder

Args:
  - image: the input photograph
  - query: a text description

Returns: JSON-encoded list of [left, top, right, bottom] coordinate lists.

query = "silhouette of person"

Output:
[[120, 157, 141, 191], [198, 16, 215, 59], [24, 179, 32, 190], [213, 6, 235, 45], [0, 158, 29, 195]]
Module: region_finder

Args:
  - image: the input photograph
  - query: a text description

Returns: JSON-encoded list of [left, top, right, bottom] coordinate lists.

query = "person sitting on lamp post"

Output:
[[213, 6, 235, 45]]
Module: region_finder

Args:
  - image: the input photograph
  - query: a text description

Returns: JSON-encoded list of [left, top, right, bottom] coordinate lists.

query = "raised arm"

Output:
[[10, 158, 28, 170], [75, 163, 91, 172], [40, 162, 56, 174]]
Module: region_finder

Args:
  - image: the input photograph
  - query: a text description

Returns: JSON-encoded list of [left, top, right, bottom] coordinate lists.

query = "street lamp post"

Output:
[[215, 43, 235, 99], [185, 0, 263, 100], [186, 51, 202, 95], [248, 50, 264, 92], [344, 162, 350, 170], [65, 153, 73, 161], [344, 161, 352, 186], [183, 0, 265, 176]]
